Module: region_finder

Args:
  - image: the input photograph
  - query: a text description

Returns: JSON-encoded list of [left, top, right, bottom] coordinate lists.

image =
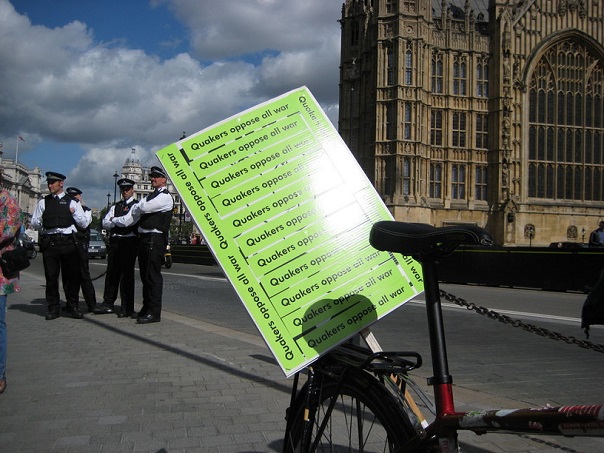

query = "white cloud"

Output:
[[167, 0, 341, 60], [0, 0, 342, 208]]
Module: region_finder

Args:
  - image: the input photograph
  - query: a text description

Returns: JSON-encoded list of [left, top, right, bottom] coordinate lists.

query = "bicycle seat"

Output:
[[370, 221, 493, 259]]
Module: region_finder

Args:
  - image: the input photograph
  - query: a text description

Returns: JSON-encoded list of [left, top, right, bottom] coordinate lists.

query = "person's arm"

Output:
[[0, 191, 24, 243], [31, 199, 45, 230], [70, 200, 88, 229], [102, 205, 116, 230], [137, 192, 173, 214], [83, 208, 92, 229], [111, 203, 139, 228]]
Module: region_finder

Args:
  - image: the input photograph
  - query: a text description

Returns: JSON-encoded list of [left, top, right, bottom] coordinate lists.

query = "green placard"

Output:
[[157, 87, 423, 376]]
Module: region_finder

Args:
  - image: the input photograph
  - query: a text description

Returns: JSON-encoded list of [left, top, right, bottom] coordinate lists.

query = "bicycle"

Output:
[[283, 221, 604, 452]]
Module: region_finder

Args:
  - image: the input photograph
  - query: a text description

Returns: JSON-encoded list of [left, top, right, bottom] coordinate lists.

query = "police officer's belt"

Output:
[[46, 234, 73, 241]]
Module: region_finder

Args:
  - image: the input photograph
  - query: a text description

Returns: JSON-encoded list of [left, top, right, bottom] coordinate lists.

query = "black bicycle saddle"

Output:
[[369, 221, 493, 258]]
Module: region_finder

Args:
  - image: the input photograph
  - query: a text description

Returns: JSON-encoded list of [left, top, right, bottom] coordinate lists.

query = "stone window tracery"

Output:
[[475, 166, 488, 200], [430, 163, 442, 198], [432, 52, 443, 93], [476, 58, 489, 97], [528, 38, 604, 201], [452, 164, 466, 199], [453, 55, 467, 95]]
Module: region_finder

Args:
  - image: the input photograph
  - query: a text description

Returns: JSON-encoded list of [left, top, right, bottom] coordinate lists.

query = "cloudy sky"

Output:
[[0, 0, 343, 209]]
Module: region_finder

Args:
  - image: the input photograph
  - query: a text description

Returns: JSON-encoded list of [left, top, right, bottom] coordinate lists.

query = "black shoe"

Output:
[[87, 303, 97, 313], [134, 309, 148, 319], [130, 312, 138, 319], [45, 312, 60, 320], [65, 306, 83, 319], [117, 311, 133, 318], [136, 313, 160, 324], [93, 304, 114, 314]]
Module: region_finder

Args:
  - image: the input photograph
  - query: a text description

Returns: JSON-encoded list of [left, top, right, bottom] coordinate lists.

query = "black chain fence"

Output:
[[439, 289, 604, 354]]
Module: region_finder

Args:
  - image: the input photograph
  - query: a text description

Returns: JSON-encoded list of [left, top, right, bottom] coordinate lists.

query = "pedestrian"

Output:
[[581, 266, 604, 338], [588, 220, 604, 247], [0, 170, 25, 393], [66, 187, 98, 313], [31, 172, 89, 320], [110, 166, 173, 324], [96, 178, 139, 317]]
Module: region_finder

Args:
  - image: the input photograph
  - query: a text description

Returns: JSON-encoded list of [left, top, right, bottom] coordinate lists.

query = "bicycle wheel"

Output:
[[284, 366, 417, 452]]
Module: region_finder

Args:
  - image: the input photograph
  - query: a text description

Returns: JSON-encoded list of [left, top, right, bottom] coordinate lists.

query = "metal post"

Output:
[[113, 171, 119, 203]]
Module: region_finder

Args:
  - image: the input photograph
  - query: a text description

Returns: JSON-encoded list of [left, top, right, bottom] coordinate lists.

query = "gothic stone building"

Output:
[[339, 0, 604, 245]]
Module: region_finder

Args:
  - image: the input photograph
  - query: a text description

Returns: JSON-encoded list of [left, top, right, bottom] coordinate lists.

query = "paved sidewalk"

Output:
[[1, 272, 290, 452], [1, 271, 604, 452]]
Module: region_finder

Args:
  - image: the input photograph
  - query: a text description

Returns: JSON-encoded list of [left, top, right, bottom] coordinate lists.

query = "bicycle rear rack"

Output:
[[328, 343, 422, 374]]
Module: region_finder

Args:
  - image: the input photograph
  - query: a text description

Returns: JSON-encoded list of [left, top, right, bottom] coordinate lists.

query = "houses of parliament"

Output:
[[338, 0, 604, 245]]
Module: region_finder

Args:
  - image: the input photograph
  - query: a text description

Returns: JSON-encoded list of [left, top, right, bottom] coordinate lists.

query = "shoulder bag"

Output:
[[0, 235, 30, 279]]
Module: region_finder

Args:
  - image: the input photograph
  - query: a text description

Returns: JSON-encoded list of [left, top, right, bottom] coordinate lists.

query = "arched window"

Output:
[[476, 58, 489, 97], [402, 157, 411, 195], [528, 39, 604, 201], [475, 166, 488, 200], [451, 164, 466, 199], [431, 52, 443, 93], [386, 46, 394, 85], [430, 163, 442, 198], [405, 46, 413, 86], [453, 55, 467, 95], [431, 110, 443, 146]]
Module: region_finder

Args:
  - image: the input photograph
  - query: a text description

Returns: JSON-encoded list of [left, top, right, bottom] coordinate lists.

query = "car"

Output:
[[548, 241, 588, 249], [88, 229, 107, 259]]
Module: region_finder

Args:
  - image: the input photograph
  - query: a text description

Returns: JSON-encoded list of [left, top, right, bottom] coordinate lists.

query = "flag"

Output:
[[18, 135, 25, 142]]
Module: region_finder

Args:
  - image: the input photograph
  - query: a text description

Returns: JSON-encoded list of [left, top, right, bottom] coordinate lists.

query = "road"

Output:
[[25, 256, 604, 452], [30, 257, 593, 338]]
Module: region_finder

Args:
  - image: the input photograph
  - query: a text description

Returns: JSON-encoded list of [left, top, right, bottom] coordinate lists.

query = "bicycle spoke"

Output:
[[284, 365, 417, 453]]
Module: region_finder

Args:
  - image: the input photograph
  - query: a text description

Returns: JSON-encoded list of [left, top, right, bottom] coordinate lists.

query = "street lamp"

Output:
[[107, 192, 111, 209], [113, 171, 119, 203]]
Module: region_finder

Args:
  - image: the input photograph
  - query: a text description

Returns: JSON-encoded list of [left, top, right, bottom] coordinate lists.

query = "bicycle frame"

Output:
[[285, 222, 604, 453], [410, 254, 604, 452]]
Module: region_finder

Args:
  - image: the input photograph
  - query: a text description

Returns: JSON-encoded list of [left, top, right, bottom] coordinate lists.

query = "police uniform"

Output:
[[111, 166, 173, 324], [31, 172, 89, 320], [66, 187, 98, 313], [97, 178, 139, 317]]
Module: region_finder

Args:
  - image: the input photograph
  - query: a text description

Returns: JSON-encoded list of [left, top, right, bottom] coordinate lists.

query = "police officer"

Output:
[[96, 178, 139, 317], [31, 172, 89, 320], [65, 187, 98, 313], [110, 166, 173, 324]]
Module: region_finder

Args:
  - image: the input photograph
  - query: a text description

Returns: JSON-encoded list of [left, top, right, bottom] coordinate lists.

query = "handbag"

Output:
[[0, 236, 30, 279]]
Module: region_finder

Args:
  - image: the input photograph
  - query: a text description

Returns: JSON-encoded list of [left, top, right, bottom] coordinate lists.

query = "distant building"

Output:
[[0, 142, 42, 220], [339, 0, 604, 245]]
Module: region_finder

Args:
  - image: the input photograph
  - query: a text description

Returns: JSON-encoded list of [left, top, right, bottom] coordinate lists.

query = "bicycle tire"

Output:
[[284, 365, 418, 452], [164, 256, 172, 268]]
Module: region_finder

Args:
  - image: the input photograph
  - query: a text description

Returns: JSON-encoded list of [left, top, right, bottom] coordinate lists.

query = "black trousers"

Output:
[[77, 240, 96, 310], [137, 233, 167, 317], [102, 236, 138, 313], [42, 237, 81, 313]]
